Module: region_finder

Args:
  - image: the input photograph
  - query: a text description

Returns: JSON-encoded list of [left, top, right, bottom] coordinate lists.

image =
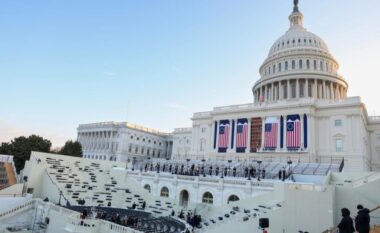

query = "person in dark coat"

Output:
[[355, 204, 370, 233], [338, 208, 355, 233]]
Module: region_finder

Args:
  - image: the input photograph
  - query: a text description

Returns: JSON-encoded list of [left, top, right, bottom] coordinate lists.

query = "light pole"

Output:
[[257, 160, 262, 181], [202, 159, 206, 177], [228, 160, 232, 177], [186, 158, 190, 174], [58, 190, 63, 206], [287, 160, 292, 180], [132, 157, 136, 171]]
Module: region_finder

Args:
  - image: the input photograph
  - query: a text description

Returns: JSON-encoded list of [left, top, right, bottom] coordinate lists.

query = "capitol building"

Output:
[[78, 1, 380, 173], [1, 2, 380, 233]]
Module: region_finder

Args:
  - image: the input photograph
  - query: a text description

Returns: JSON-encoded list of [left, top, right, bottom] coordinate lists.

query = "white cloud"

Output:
[[165, 102, 187, 110], [0, 119, 71, 148]]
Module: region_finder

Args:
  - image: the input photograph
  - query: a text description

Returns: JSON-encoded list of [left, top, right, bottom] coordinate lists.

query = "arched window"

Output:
[[285, 61, 288, 71], [320, 61, 324, 71], [268, 66, 271, 75], [160, 187, 169, 197], [227, 195, 240, 204], [306, 60, 310, 69], [278, 63, 282, 72], [273, 64, 275, 74], [202, 192, 213, 204], [292, 60, 295, 69], [299, 60, 303, 69], [313, 60, 317, 70], [144, 184, 151, 193]]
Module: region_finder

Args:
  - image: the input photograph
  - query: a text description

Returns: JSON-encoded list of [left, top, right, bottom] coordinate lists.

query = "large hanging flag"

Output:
[[236, 118, 248, 153], [218, 120, 230, 153], [250, 117, 262, 153], [264, 117, 278, 149], [286, 114, 301, 149]]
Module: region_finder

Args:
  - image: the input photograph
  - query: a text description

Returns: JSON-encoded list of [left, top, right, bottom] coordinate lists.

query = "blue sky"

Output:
[[1, 0, 380, 147]]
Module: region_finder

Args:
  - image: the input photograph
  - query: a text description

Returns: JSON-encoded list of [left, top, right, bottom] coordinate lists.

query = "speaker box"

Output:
[[259, 218, 269, 228]]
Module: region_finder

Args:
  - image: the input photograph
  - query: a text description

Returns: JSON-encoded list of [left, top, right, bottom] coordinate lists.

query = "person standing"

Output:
[[355, 204, 370, 233], [337, 208, 355, 233]]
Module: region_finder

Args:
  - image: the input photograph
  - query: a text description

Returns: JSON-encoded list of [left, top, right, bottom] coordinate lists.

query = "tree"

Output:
[[59, 140, 82, 157], [0, 135, 52, 172]]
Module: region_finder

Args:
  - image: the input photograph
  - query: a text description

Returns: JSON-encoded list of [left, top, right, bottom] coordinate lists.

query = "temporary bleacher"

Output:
[[34, 155, 188, 233]]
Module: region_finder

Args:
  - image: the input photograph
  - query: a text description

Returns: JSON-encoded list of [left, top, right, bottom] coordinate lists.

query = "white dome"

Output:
[[252, 1, 348, 104], [267, 28, 330, 58]]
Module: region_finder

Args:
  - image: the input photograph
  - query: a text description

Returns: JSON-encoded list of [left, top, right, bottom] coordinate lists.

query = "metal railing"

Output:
[[322, 206, 380, 233]]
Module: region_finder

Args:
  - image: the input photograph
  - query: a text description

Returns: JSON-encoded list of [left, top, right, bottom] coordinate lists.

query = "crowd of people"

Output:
[[177, 209, 202, 229], [337, 204, 371, 233], [79, 208, 139, 228], [136, 161, 293, 181]]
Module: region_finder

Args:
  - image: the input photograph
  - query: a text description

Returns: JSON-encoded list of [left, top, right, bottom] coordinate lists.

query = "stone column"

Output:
[[300, 115, 304, 149], [287, 80, 291, 99], [323, 80, 326, 99], [313, 80, 318, 99], [246, 118, 251, 154], [279, 81, 283, 100], [271, 83, 274, 101], [215, 121, 219, 153], [227, 119, 234, 153], [330, 82, 334, 100], [261, 117, 265, 151], [276, 117, 281, 152], [296, 79, 300, 98], [305, 79, 309, 98], [283, 117, 287, 151]]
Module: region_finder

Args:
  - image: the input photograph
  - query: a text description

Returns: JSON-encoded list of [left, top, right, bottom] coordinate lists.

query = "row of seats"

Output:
[[67, 206, 186, 233], [38, 156, 190, 233]]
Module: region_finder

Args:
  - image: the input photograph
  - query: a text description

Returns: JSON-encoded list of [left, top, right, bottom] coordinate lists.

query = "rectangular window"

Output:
[[291, 83, 296, 98], [299, 82, 304, 97], [336, 139, 343, 152], [308, 82, 312, 97], [201, 128, 206, 133], [283, 84, 288, 98], [335, 119, 342, 127]]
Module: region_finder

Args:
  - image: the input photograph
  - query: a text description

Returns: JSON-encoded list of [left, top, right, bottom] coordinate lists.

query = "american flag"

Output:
[[286, 115, 301, 149], [236, 120, 248, 148], [218, 122, 230, 149], [264, 119, 278, 149]]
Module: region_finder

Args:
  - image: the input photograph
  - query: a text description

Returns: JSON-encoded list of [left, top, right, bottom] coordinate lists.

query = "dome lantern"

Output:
[[289, 0, 304, 30]]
